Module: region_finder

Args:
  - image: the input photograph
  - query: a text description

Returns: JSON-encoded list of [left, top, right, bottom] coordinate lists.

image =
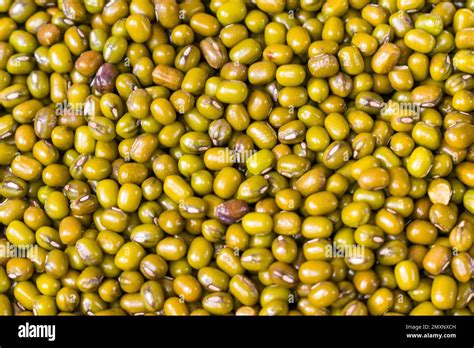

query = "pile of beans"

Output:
[[0, 0, 473, 316]]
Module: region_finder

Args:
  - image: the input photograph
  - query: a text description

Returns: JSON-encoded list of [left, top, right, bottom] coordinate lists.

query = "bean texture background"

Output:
[[0, 0, 473, 316]]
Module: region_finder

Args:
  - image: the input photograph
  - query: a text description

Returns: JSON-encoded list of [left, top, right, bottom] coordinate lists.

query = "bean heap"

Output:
[[0, 0, 473, 316]]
